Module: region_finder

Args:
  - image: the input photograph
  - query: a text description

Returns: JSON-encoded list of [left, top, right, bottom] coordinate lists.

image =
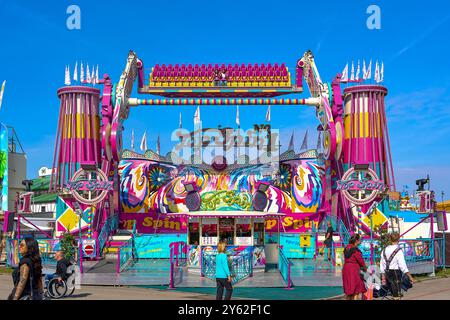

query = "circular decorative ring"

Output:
[[340, 167, 381, 205]]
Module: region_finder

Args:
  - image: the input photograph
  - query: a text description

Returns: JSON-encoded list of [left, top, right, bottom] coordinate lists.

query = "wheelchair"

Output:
[[45, 272, 76, 299]]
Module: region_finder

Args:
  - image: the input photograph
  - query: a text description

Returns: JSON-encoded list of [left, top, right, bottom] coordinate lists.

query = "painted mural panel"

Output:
[[118, 158, 324, 233]]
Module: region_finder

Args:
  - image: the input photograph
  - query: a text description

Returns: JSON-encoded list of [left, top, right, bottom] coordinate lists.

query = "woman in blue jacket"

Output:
[[215, 242, 233, 300]]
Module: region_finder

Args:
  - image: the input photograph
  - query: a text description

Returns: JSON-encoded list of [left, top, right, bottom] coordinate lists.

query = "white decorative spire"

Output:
[[73, 61, 78, 82], [80, 62, 85, 83], [341, 63, 349, 82]]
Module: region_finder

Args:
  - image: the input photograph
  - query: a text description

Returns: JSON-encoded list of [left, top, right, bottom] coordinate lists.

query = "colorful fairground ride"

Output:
[[4, 51, 447, 288]]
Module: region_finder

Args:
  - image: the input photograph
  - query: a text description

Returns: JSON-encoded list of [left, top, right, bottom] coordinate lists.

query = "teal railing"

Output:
[[98, 214, 119, 255], [169, 241, 187, 288], [201, 249, 253, 285], [278, 246, 293, 288], [116, 237, 136, 273], [337, 218, 351, 246]]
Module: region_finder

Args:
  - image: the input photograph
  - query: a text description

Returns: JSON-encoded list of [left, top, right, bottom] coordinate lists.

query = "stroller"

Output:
[[373, 272, 413, 300]]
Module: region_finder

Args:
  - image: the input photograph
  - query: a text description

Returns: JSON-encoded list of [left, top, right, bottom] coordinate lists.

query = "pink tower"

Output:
[[50, 86, 101, 190]]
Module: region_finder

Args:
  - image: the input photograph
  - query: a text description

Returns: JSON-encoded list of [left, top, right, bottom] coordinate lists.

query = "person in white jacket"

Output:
[[380, 232, 414, 299]]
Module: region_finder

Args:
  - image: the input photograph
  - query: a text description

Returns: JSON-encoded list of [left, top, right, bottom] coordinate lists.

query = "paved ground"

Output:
[[402, 277, 450, 300], [0, 274, 216, 300], [2, 272, 450, 300]]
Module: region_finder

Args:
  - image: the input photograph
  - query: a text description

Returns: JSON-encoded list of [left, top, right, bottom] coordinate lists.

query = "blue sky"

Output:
[[0, 0, 449, 199]]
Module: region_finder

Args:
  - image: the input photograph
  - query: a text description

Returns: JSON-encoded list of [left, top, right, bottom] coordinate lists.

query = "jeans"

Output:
[[216, 278, 233, 300]]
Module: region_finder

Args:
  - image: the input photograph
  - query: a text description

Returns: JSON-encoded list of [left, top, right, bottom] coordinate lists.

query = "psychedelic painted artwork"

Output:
[[119, 159, 323, 214], [118, 158, 324, 234]]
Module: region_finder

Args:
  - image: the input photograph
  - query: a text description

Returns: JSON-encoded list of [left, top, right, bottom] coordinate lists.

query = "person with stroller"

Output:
[[44, 250, 72, 289], [342, 234, 367, 300], [380, 233, 414, 299]]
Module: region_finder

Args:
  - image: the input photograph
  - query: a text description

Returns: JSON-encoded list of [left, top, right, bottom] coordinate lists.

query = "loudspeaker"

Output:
[[186, 192, 201, 211], [436, 211, 448, 232], [252, 183, 269, 211]]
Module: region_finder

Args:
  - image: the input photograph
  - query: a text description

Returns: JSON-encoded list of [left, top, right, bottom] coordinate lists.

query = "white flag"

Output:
[[131, 129, 135, 151], [366, 60, 372, 80], [236, 105, 240, 126], [265, 105, 271, 122], [80, 62, 85, 83], [362, 60, 367, 80], [341, 63, 349, 82], [73, 62, 78, 81], [156, 135, 161, 155], [194, 106, 201, 125], [380, 62, 384, 82], [350, 61, 355, 81], [64, 65, 71, 85], [86, 64, 91, 83], [374, 61, 381, 83], [0, 80, 6, 112], [140, 131, 147, 151], [356, 60, 360, 81]]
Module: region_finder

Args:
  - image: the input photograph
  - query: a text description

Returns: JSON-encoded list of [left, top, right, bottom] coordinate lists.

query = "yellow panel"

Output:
[[300, 234, 311, 247], [362, 207, 388, 230]]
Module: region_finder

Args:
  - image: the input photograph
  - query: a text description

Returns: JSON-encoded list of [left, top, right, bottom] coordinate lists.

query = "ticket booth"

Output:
[[170, 211, 284, 268]]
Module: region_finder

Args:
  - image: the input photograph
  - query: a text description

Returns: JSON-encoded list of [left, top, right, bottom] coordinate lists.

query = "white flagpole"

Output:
[[363, 60, 367, 80], [0, 80, 6, 112], [96, 65, 99, 83], [381, 62, 384, 82], [86, 64, 91, 83], [236, 105, 240, 126], [265, 105, 271, 122], [356, 60, 360, 81], [194, 106, 201, 125], [350, 61, 355, 81], [341, 63, 349, 82], [65, 65, 71, 85], [73, 62, 78, 82], [140, 130, 147, 151], [375, 61, 380, 83], [131, 129, 135, 151], [367, 59, 372, 80], [80, 62, 85, 83], [179, 112, 182, 129]]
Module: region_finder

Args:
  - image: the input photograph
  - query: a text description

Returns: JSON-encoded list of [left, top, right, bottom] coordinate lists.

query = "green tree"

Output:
[[60, 231, 76, 260]]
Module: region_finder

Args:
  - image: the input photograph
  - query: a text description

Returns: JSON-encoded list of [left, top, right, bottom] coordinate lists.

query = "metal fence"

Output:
[[278, 246, 293, 288], [98, 214, 119, 255], [117, 237, 136, 273], [201, 249, 253, 285]]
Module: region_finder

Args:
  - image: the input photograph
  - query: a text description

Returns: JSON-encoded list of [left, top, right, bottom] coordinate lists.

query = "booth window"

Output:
[[188, 222, 200, 245], [253, 222, 265, 245], [219, 218, 234, 245], [236, 223, 251, 237], [202, 223, 218, 238]]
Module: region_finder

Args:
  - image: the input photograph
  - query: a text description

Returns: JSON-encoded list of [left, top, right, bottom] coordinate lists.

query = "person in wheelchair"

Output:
[[44, 251, 72, 288], [379, 233, 414, 300]]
